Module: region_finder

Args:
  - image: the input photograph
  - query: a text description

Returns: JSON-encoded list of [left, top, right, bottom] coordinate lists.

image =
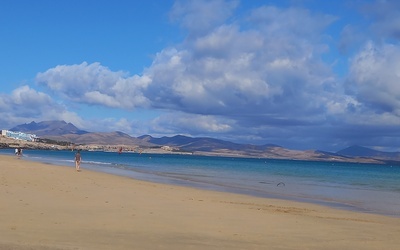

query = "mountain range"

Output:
[[9, 120, 400, 164]]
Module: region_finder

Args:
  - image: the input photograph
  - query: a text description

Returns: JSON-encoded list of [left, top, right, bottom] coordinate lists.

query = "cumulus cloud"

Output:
[[26, 2, 344, 149], [150, 112, 233, 135], [346, 41, 400, 115], [6, 0, 398, 151], [248, 5, 336, 38], [36, 62, 151, 109], [0, 85, 83, 129], [142, 1, 400, 150], [83, 117, 136, 134], [169, 0, 239, 37], [144, 4, 338, 126], [10, 85, 52, 107]]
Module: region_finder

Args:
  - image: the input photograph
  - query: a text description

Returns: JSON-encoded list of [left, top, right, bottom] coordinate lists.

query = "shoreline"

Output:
[[1, 154, 400, 249], [3, 149, 400, 218], [16, 149, 400, 218]]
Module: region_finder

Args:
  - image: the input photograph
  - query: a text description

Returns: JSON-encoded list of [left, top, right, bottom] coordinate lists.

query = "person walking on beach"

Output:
[[16, 148, 22, 158], [75, 150, 82, 172]]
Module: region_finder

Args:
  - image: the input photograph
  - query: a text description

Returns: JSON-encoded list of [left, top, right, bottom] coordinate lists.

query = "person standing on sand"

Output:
[[16, 148, 22, 158], [75, 150, 82, 171]]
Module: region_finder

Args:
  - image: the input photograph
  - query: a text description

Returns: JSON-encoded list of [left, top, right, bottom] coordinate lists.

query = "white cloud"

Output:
[[28, 2, 345, 150], [248, 5, 336, 39], [30, 3, 340, 131], [82, 117, 136, 133], [144, 4, 337, 124], [36, 62, 151, 109], [10, 85, 52, 106], [170, 0, 239, 36], [0, 85, 83, 129], [148, 112, 233, 137], [84, 91, 121, 108], [5, 0, 398, 152], [347, 41, 400, 114]]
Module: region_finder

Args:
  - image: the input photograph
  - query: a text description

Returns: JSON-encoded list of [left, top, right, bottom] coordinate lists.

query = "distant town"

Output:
[[1, 129, 37, 142]]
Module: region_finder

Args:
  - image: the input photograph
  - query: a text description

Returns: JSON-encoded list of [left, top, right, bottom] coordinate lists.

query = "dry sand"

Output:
[[1, 155, 399, 250]]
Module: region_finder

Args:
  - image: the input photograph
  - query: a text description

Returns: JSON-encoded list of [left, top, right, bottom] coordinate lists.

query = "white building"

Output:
[[1, 130, 37, 142]]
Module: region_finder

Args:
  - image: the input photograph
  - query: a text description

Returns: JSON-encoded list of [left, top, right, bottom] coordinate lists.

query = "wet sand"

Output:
[[1, 155, 399, 249]]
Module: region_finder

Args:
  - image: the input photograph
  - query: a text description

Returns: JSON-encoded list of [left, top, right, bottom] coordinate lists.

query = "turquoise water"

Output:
[[2, 149, 400, 217]]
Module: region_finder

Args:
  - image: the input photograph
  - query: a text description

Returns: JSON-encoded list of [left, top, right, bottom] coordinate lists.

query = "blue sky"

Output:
[[1, 0, 400, 152]]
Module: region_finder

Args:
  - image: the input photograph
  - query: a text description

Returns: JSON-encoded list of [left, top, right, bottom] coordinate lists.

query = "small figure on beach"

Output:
[[16, 148, 22, 158], [75, 150, 82, 172]]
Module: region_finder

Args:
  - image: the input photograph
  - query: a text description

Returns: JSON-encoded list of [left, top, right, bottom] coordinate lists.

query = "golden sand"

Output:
[[1, 155, 399, 249]]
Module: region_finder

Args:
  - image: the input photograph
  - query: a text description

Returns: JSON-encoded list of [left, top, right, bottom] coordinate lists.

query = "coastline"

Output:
[[1, 155, 400, 249], [0, 135, 392, 164]]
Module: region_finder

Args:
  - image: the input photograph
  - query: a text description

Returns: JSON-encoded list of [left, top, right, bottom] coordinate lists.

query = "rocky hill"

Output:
[[10, 121, 152, 147], [10, 121, 88, 136], [46, 131, 154, 147]]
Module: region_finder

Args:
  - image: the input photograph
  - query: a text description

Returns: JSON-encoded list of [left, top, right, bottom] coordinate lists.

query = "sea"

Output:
[[1, 149, 400, 217]]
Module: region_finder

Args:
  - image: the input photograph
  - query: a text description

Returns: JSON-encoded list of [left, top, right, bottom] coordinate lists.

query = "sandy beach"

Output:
[[1, 155, 399, 249]]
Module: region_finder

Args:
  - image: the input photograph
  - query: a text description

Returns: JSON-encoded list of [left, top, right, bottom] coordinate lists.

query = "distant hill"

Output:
[[10, 121, 152, 147], [8, 120, 400, 163], [46, 131, 154, 147], [10, 120, 88, 136], [337, 145, 400, 160], [138, 135, 280, 152]]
